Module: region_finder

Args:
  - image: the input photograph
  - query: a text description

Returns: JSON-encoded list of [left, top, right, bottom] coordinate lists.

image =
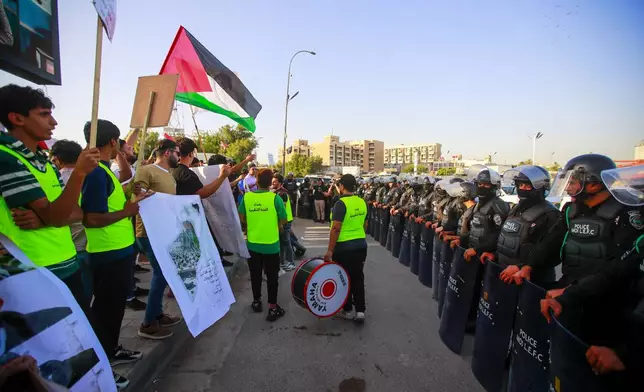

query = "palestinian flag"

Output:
[[159, 26, 262, 132]]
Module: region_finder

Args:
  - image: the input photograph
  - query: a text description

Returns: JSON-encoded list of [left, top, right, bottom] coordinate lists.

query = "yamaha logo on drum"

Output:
[[292, 258, 350, 318]]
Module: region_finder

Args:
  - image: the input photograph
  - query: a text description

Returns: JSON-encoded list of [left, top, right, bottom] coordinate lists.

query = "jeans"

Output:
[[248, 251, 280, 304], [289, 230, 305, 252], [333, 247, 367, 312], [280, 223, 294, 267], [89, 252, 133, 359], [137, 237, 167, 325]]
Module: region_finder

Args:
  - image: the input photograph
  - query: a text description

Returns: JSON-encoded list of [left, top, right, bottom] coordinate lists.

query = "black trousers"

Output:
[[62, 268, 91, 317], [89, 252, 134, 358], [248, 251, 280, 304], [333, 247, 367, 313]]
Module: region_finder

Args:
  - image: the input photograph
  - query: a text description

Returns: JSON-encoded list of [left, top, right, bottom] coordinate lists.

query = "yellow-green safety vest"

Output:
[[285, 194, 293, 222], [332, 195, 367, 243], [84, 163, 135, 253], [0, 145, 76, 266], [244, 191, 280, 244]]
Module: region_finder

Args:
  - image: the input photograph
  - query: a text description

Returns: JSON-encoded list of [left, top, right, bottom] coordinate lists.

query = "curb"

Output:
[[125, 259, 244, 392]]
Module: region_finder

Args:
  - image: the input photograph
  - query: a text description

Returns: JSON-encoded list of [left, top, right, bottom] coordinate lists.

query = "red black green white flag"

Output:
[[159, 26, 262, 132]]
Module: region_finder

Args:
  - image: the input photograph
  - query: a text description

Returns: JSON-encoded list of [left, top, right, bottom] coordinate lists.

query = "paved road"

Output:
[[148, 219, 484, 392]]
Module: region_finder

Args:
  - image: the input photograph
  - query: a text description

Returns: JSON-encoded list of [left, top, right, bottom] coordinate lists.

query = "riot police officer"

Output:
[[539, 155, 644, 360], [461, 165, 510, 263], [488, 165, 562, 286], [381, 176, 403, 247], [284, 172, 298, 217], [435, 178, 466, 237], [542, 164, 644, 389], [414, 177, 436, 225], [393, 176, 417, 217], [440, 181, 477, 245]]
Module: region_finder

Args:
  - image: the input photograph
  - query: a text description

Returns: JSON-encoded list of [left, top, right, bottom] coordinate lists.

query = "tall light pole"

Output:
[[529, 132, 543, 164], [282, 50, 316, 175]]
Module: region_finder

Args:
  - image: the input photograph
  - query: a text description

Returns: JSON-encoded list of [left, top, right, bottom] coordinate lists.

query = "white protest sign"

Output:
[[138, 193, 236, 337], [191, 165, 250, 259], [93, 0, 117, 41], [0, 236, 116, 392]]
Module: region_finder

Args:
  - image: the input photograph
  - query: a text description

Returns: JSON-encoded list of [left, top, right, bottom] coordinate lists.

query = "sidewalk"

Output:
[[114, 258, 243, 391]]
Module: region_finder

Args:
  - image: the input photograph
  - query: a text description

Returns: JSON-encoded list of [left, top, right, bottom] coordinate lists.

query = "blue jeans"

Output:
[[136, 237, 167, 325], [280, 222, 294, 266], [289, 230, 305, 252]]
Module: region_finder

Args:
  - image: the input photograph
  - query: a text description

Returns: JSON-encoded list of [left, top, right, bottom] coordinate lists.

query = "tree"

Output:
[[134, 131, 160, 159], [517, 159, 533, 166], [436, 167, 456, 176], [309, 156, 323, 174], [547, 162, 561, 172], [276, 154, 325, 177], [199, 124, 258, 163], [402, 164, 428, 174]]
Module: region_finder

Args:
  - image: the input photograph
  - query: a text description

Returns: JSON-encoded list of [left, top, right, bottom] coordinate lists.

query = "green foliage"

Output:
[[134, 131, 160, 159], [518, 159, 533, 166], [276, 154, 325, 177], [547, 162, 561, 172], [402, 164, 428, 174], [199, 124, 258, 163], [436, 167, 456, 176]]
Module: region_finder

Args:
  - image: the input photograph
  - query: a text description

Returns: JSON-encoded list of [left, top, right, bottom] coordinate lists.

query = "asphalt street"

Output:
[[148, 218, 484, 392]]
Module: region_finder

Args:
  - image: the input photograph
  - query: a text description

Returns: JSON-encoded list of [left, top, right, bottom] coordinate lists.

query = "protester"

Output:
[[238, 168, 287, 321], [50, 140, 91, 297], [0, 84, 99, 309], [325, 174, 368, 323], [272, 173, 296, 272], [81, 119, 152, 388], [244, 163, 258, 193], [133, 139, 182, 340], [173, 138, 231, 199], [110, 139, 136, 183]]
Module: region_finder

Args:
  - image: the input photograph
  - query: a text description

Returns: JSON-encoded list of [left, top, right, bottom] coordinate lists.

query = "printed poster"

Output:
[[191, 165, 250, 259], [139, 193, 236, 337], [0, 235, 115, 392]]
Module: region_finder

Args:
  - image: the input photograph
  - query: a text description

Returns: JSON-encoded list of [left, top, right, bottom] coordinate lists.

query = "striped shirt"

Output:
[[0, 132, 78, 279]]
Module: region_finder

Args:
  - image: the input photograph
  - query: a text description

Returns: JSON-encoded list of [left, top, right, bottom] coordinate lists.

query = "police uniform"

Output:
[[462, 196, 510, 253]]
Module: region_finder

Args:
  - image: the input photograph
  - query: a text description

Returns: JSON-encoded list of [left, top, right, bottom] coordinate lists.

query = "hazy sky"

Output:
[[2, 0, 643, 165]]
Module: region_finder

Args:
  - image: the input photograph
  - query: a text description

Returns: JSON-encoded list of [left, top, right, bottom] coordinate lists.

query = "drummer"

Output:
[[238, 168, 288, 322], [324, 174, 368, 323]]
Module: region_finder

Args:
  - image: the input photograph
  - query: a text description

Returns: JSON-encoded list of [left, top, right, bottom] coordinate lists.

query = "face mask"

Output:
[[476, 185, 494, 199]]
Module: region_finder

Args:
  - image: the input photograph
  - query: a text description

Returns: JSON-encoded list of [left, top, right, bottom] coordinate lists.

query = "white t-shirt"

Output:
[[244, 174, 257, 192], [111, 162, 136, 185]]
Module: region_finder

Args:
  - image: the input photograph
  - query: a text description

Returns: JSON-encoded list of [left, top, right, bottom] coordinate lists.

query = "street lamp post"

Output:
[[282, 50, 316, 175], [529, 132, 544, 165]]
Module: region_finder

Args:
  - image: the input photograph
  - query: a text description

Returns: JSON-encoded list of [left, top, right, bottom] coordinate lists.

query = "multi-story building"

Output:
[[635, 140, 644, 160], [384, 143, 442, 166], [277, 139, 311, 163], [307, 136, 384, 173]]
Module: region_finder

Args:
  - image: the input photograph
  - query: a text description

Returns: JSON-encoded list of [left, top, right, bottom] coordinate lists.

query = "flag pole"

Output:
[[190, 106, 208, 161], [88, 16, 104, 148], [137, 91, 156, 163]]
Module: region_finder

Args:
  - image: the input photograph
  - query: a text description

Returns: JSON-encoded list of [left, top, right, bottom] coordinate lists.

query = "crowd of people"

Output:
[[0, 84, 306, 389], [358, 157, 644, 389]]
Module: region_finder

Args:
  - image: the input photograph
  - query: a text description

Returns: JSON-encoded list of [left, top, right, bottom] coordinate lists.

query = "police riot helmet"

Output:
[[555, 154, 616, 198], [503, 165, 551, 200], [444, 181, 476, 201], [600, 165, 644, 207]]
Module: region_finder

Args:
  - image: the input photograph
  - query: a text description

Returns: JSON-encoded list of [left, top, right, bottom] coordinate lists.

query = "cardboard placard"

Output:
[[130, 74, 179, 128]]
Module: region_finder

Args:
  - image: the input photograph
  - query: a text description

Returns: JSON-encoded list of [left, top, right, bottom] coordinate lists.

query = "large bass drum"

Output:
[[291, 257, 350, 317]]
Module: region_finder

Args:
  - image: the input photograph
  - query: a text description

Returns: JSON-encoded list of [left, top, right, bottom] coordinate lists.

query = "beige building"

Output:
[[635, 140, 644, 160], [307, 135, 384, 173], [384, 143, 442, 165], [278, 139, 311, 163]]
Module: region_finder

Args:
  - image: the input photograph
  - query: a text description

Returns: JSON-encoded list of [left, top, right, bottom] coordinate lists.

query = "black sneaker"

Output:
[[266, 305, 285, 322], [133, 286, 150, 296], [251, 299, 263, 313], [135, 264, 150, 273], [221, 258, 234, 267], [111, 345, 143, 366], [125, 298, 147, 311], [113, 371, 130, 389]]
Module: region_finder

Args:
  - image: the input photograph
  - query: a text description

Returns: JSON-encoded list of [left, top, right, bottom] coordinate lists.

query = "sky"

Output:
[[2, 0, 643, 165]]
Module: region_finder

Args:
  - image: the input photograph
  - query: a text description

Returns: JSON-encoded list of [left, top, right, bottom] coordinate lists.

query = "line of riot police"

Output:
[[359, 155, 644, 391]]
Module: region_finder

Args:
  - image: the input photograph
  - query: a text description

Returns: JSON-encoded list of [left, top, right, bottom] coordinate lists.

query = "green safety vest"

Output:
[[285, 194, 293, 222], [84, 163, 135, 253], [0, 145, 76, 266], [332, 195, 367, 243], [244, 191, 280, 244]]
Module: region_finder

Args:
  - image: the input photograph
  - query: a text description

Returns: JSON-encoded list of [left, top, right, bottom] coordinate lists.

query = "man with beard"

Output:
[[133, 139, 182, 341], [111, 136, 138, 184], [538, 155, 644, 356], [493, 165, 561, 286]]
